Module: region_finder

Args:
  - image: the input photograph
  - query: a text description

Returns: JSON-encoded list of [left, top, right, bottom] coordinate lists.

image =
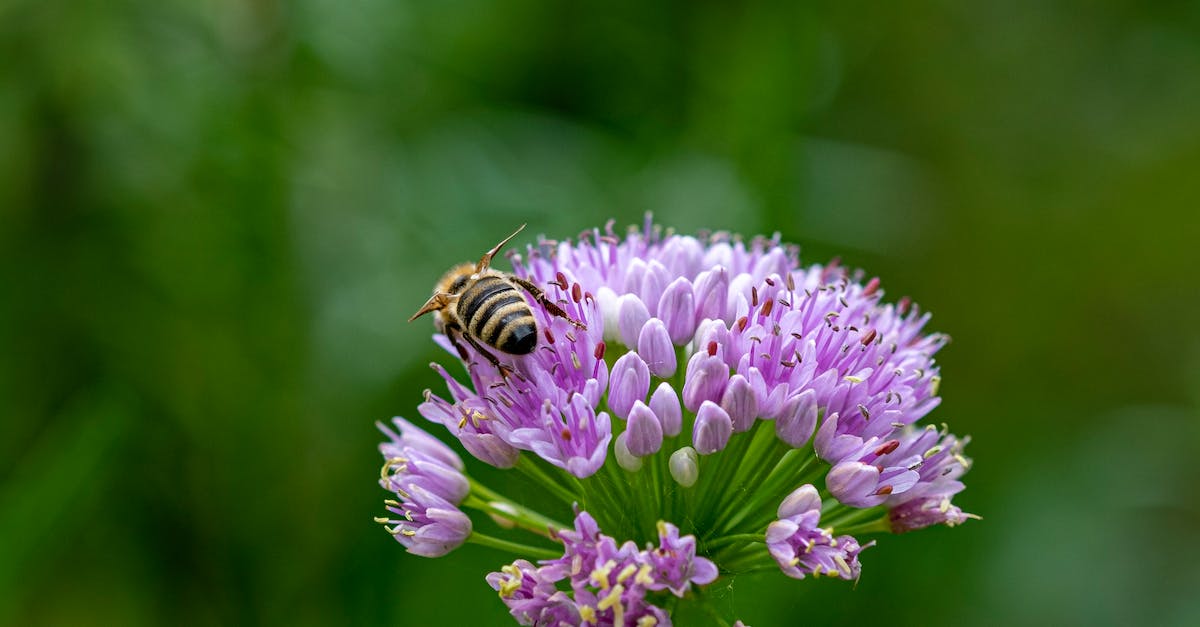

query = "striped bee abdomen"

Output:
[[458, 276, 539, 355]]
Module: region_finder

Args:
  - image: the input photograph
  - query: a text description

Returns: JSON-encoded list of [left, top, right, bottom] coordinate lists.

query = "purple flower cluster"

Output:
[[375, 417, 472, 557], [488, 511, 718, 627], [765, 484, 872, 580], [382, 218, 975, 622]]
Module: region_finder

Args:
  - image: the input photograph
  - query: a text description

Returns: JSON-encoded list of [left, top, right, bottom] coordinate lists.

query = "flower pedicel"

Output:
[[377, 217, 976, 625]]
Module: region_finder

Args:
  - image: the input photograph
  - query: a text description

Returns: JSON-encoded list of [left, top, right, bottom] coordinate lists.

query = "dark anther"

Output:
[[861, 329, 877, 345], [874, 439, 900, 456], [707, 341, 718, 356], [594, 342, 606, 360]]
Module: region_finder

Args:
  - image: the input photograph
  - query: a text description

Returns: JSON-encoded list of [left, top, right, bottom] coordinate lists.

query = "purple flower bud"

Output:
[[661, 234, 704, 278], [693, 267, 729, 323], [826, 460, 921, 508], [777, 483, 822, 519], [623, 257, 648, 295], [640, 260, 670, 317], [682, 352, 730, 413], [658, 276, 697, 344], [693, 401, 732, 454], [720, 374, 759, 432], [625, 401, 663, 456], [669, 446, 699, 487], [775, 389, 818, 448], [637, 318, 677, 378], [618, 294, 651, 348], [825, 461, 881, 507], [649, 382, 682, 437], [814, 412, 859, 463], [608, 352, 651, 420]]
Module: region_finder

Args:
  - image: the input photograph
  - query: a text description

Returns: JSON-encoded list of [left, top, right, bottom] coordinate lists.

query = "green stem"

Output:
[[836, 516, 890, 536], [462, 495, 568, 536], [705, 533, 764, 551], [467, 532, 561, 560], [515, 456, 580, 506]]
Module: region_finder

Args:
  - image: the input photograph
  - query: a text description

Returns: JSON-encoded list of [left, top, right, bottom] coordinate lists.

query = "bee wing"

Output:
[[476, 224, 527, 271]]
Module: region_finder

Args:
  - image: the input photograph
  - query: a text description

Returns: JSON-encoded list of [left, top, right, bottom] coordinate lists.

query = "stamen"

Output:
[[873, 439, 900, 456]]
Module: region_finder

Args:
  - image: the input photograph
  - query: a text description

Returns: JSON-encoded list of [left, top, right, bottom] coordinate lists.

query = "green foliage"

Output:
[[2, 1, 1199, 625]]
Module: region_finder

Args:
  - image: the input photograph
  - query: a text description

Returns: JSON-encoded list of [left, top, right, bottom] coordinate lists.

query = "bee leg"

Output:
[[459, 330, 517, 380], [511, 276, 588, 330], [476, 224, 528, 272], [443, 325, 471, 361], [409, 292, 453, 322]]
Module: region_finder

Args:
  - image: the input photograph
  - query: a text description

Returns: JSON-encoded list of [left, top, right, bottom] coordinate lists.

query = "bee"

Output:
[[409, 224, 586, 378]]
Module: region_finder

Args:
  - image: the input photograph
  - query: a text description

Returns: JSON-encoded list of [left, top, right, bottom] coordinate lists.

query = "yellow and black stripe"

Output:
[[457, 276, 538, 354]]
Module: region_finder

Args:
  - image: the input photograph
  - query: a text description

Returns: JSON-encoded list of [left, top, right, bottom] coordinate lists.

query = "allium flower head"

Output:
[[376, 217, 975, 623]]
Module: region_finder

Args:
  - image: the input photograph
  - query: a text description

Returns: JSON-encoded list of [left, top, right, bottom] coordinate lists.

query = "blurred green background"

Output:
[[3, 1, 1199, 625]]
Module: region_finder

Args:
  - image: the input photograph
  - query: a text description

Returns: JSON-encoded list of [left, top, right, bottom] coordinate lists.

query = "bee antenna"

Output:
[[477, 224, 527, 272]]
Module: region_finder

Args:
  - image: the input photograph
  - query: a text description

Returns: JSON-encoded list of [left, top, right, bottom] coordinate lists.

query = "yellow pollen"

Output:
[[373, 516, 390, 524], [923, 445, 942, 459], [634, 564, 655, 587], [591, 560, 616, 590], [930, 375, 942, 396], [571, 352, 582, 370], [458, 416, 467, 428], [616, 564, 638, 584], [843, 375, 864, 383], [497, 565, 523, 597], [597, 584, 624, 611], [637, 616, 659, 627], [579, 605, 597, 624], [834, 555, 851, 576]]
